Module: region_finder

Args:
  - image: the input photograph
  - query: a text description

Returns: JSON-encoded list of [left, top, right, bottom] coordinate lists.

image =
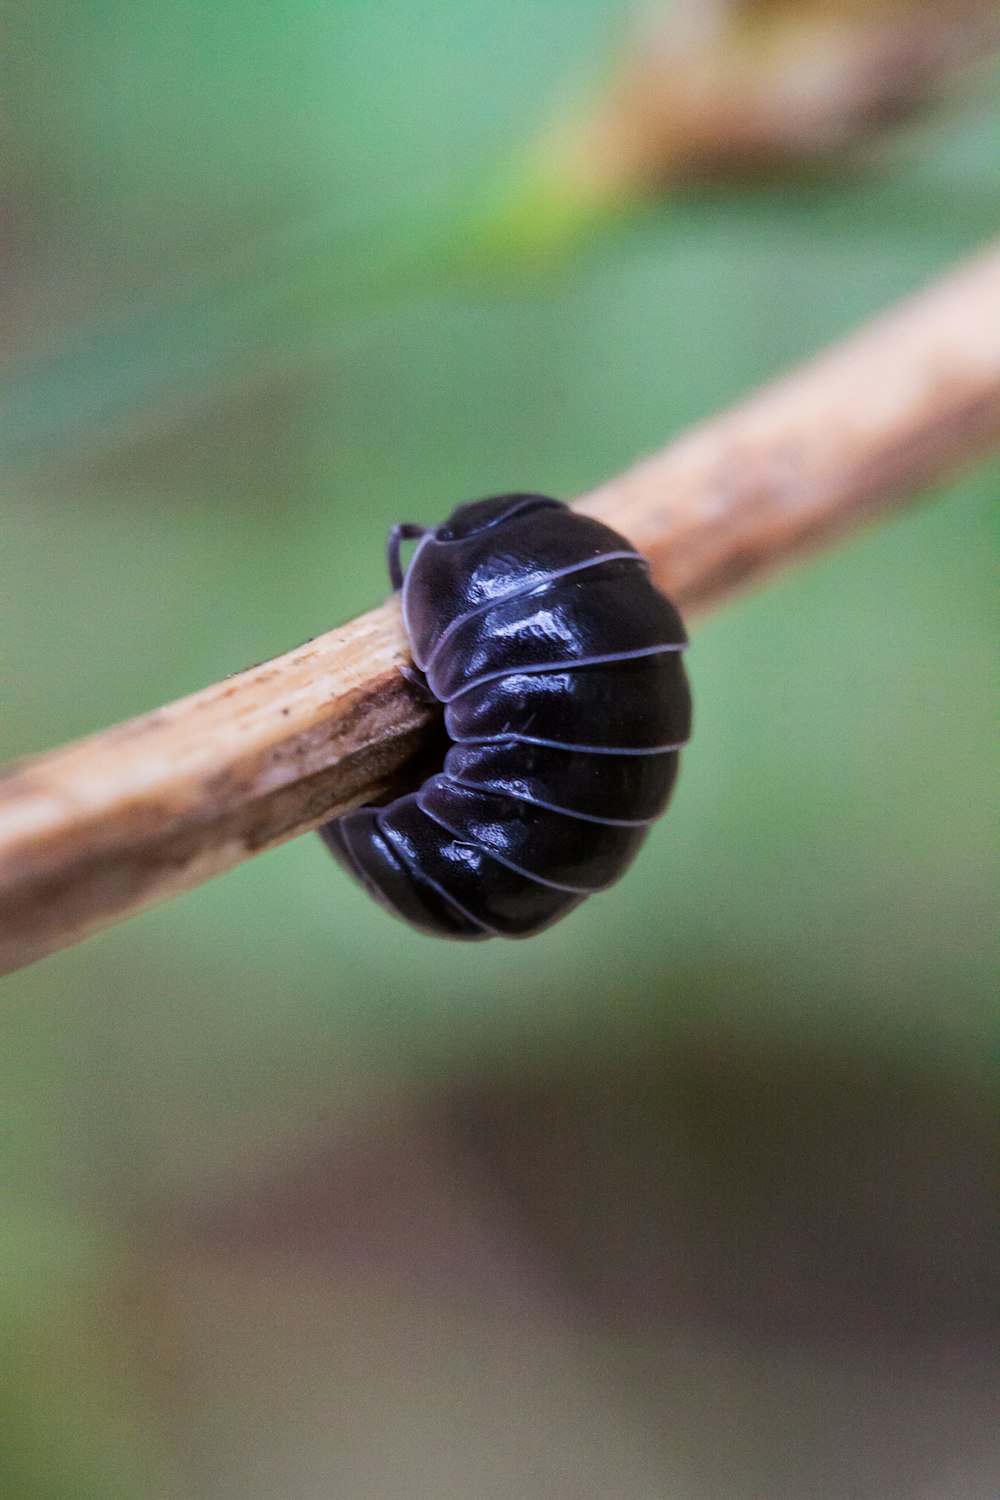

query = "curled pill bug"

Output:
[[319, 494, 692, 939]]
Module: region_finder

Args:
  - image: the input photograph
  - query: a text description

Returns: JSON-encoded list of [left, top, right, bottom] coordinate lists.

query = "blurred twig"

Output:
[[2, 246, 999, 976], [549, 0, 1000, 198], [473, 0, 998, 259]]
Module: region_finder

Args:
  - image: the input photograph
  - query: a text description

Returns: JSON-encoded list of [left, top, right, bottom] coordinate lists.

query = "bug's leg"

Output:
[[399, 660, 433, 695], [386, 523, 427, 591]]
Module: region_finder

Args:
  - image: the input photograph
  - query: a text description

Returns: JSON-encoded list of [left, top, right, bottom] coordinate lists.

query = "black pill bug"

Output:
[[320, 494, 692, 939]]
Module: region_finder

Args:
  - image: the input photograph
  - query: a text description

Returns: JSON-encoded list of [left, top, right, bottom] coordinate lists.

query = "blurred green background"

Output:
[[1, 4, 997, 1498]]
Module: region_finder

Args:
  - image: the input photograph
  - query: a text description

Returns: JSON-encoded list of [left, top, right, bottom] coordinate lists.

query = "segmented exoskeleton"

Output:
[[320, 494, 691, 938]]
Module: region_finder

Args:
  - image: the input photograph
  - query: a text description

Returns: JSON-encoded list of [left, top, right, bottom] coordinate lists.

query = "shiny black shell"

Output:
[[319, 494, 691, 939]]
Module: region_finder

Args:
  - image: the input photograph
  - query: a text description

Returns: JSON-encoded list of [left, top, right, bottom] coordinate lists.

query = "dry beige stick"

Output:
[[2, 246, 999, 976], [548, 0, 1000, 196]]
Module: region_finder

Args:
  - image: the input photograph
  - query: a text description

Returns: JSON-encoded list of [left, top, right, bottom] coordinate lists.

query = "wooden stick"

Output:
[[2, 246, 999, 976]]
